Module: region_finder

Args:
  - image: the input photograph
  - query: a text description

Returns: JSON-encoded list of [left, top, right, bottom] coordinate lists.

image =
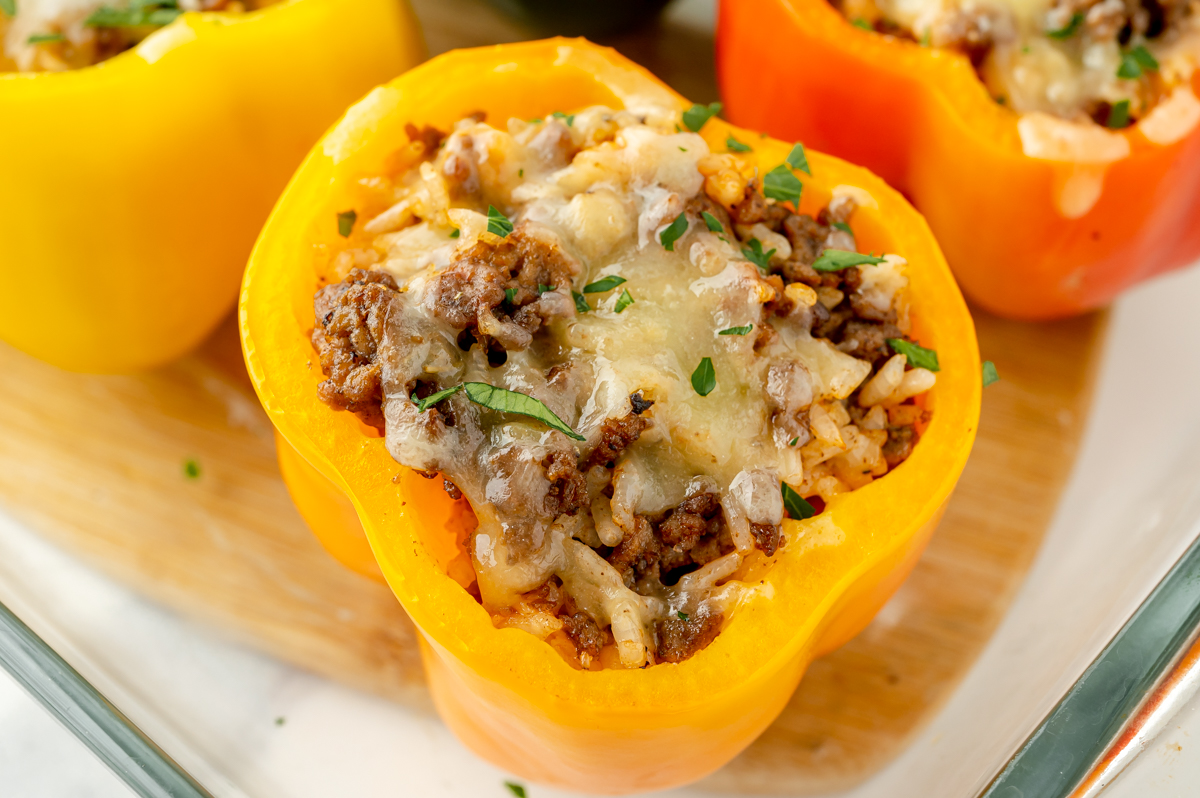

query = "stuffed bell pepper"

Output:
[[0, 0, 422, 372], [718, 0, 1200, 319], [240, 38, 981, 792]]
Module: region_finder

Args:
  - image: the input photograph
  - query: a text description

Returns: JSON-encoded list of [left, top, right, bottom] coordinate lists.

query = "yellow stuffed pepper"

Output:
[[0, 0, 422, 372], [241, 39, 980, 792]]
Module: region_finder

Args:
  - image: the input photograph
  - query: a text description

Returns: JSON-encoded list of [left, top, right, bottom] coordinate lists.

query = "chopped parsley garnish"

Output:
[[0, 0, 14, 18], [782, 483, 816, 519], [852, 17, 872, 30], [682, 102, 723, 132], [1118, 45, 1158, 79], [582, 275, 627, 294], [528, 118, 542, 125], [27, 32, 65, 44], [183, 459, 201, 480], [677, 611, 689, 621], [518, 169, 524, 178], [486, 205, 514, 238], [614, 289, 635, 313], [1107, 99, 1131, 129], [887, 338, 940, 372], [763, 164, 803, 207], [274, 716, 286, 726], [1047, 12, 1083, 39], [336, 210, 356, 238], [413, 385, 463, 412], [718, 324, 753, 336], [919, 29, 931, 47], [551, 110, 575, 127], [741, 239, 776, 271], [659, 212, 689, 251], [504, 782, 527, 798], [449, 228, 460, 238], [691, 357, 716, 397], [982, 360, 1000, 387], [86, 3, 182, 28], [832, 221, 854, 237], [679, 146, 688, 152], [788, 436, 799, 446], [702, 211, 725, 233], [573, 291, 590, 313], [414, 383, 584, 440], [785, 142, 811, 175], [726, 135, 752, 152], [812, 250, 885, 272], [537, 284, 555, 294], [505, 287, 518, 304]]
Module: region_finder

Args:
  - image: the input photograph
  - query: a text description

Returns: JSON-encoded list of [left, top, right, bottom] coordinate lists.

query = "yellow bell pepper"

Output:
[[240, 38, 981, 792], [0, 0, 423, 373]]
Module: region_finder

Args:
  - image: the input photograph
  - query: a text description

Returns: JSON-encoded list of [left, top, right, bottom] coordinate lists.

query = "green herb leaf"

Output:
[[788, 436, 799, 446], [414, 384, 464, 412], [677, 611, 689, 621], [0, 0, 14, 18], [919, 29, 931, 47], [486, 205, 514, 238], [505, 287, 518, 304], [726, 135, 752, 153], [336, 210, 356, 238], [887, 338, 940, 372], [852, 17, 872, 29], [982, 360, 1000, 387], [785, 142, 811, 175], [528, 118, 542, 125], [183, 459, 200, 480], [27, 32, 66, 44], [691, 357, 716, 397], [274, 716, 286, 726], [504, 782, 527, 798], [682, 102, 723, 132], [85, 4, 182, 27], [679, 146, 688, 152], [718, 324, 753, 336], [832, 221, 854, 237], [573, 291, 590, 313], [537, 284, 555, 294], [1107, 99, 1131, 129], [762, 164, 803, 207], [1117, 51, 1143, 79], [582, 275, 627, 294], [741, 239, 776, 271], [551, 110, 575, 127], [614, 288, 635, 314], [518, 169, 524, 178], [1131, 44, 1159, 71], [462, 382, 584, 440], [1047, 12, 1082, 39], [659, 212, 688, 251], [449, 228, 461, 238], [702, 211, 725, 233], [812, 249, 885, 272], [782, 483, 815, 519]]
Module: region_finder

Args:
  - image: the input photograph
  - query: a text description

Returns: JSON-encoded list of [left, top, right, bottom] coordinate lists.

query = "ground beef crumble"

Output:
[[312, 268, 400, 431]]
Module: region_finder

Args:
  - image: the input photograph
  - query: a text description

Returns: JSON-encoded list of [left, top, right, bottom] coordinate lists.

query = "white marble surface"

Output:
[[5, 266, 1200, 795]]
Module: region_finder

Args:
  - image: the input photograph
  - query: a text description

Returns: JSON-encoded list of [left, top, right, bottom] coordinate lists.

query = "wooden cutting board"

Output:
[[0, 0, 1107, 792], [0, 306, 1104, 795]]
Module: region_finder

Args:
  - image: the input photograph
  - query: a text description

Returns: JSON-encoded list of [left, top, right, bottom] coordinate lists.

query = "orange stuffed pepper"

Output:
[[241, 39, 980, 792], [718, 0, 1200, 320]]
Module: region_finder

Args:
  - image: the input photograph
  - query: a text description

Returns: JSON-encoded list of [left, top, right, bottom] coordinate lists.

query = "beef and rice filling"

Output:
[[1, 1, 271, 73], [310, 105, 938, 669], [833, 0, 1199, 127]]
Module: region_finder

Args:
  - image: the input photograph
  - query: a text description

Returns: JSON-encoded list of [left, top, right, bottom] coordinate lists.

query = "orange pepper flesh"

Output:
[[716, 0, 1200, 320], [240, 38, 981, 792], [0, 0, 424, 373]]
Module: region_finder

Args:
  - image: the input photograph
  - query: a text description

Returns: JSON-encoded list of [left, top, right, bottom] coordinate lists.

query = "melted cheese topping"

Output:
[[842, 0, 1200, 127], [337, 105, 929, 668]]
